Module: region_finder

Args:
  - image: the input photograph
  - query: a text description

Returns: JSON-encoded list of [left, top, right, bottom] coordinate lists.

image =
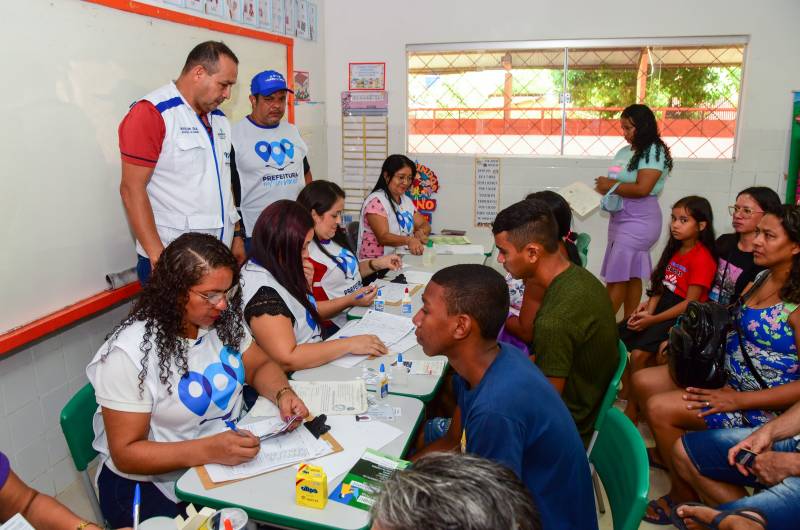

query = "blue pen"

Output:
[[132, 483, 140, 530], [354, 285, 375, 301]]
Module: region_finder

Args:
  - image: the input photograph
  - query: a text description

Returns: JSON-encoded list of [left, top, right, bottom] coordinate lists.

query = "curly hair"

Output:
[[105, 233, 245, 395], [775, 205, 800, 304], [621, 104, 673, 173], [649, 196, 716, 296]]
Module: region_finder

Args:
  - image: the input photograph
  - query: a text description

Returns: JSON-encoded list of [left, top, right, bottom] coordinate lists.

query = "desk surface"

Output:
[[175, 394, 424, 530], [293, 254, 475, 402]]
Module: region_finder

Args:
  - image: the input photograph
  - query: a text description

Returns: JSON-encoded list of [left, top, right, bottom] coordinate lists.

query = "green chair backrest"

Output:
[[576, 232, 591, 267], [60, 383, 99, 472], [593, 340, 628, 434], [589, 408, 649, 530]]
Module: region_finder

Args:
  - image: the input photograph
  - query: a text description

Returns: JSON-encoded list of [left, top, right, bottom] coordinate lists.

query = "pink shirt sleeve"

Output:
[[364, 197, 387, 216]]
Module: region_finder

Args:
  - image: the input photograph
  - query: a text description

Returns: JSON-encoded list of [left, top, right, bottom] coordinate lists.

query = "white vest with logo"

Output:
[[87, 321, 248, 501], [138, 82, 238, 255], [357, 191, 417, 256], [309, 239, 363, 327], [231, 118, 308, 236], [241, 261, 322, 344]]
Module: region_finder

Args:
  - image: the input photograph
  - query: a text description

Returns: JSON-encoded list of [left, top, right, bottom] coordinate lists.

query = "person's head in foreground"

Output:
[[492, 198, 562, 281], [413, 264, 508, 357], [370, 452, 541, 530]]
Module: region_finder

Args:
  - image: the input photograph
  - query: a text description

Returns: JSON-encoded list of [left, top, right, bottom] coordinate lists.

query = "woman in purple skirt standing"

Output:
[[595, 104, 673, 320]]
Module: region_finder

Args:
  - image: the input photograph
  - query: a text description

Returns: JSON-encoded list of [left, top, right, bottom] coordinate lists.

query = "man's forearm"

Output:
[[121, 182, 163, 259], [760, 398, 800, 441]]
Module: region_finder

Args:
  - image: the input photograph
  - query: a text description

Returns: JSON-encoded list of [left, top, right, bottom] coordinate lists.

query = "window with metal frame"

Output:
[[407, 37, 746, 159]]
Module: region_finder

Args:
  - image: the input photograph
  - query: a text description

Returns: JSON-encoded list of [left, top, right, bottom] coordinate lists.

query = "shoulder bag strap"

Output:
[[733, 272, 771, 390]]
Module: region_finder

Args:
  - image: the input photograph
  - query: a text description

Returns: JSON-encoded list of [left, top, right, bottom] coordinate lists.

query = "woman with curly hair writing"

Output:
[[87, 233, 309, 526], [629, 205, 800, 524]]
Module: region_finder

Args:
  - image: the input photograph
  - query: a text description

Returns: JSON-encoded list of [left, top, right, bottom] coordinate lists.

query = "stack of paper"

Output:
[[371, 281, 418, 304], [205, 424, 332, 483], [328, 310, 417, 367], [289, 380, 369, 415], [435, 243, 486, 255]]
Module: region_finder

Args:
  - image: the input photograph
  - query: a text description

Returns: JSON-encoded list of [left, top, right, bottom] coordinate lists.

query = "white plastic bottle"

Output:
[[374, 288, 385, 312], [401, 287, 412, 317], [391, 353, 409, 387], [422, 239, 436, 267], [378, 363, 389, 399]]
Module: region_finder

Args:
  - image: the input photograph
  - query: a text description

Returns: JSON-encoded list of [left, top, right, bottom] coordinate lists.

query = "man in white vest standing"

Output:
[[119, 41, 244, 283], [231, 70, 312, 250]]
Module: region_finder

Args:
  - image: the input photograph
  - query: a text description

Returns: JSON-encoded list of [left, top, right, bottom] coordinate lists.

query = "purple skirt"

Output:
[[601, 195, 662, 283]]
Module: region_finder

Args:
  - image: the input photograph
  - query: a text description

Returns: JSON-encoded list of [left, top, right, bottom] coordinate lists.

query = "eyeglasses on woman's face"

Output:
[[190, 283, 239, 306], [728, 205, 764, 218]]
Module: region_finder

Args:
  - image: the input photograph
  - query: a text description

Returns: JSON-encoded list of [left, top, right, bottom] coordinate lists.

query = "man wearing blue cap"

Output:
[[232, 70, 312, 246]]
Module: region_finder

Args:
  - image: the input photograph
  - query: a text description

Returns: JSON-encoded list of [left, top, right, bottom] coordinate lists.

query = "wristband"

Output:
[[76, 522, 94, 530], [275, 386, 293, 404]]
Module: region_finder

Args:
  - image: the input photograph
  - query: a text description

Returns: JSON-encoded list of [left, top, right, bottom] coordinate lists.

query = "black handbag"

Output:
[[667, 273, 770, 389], [667, 301, 732, 388]]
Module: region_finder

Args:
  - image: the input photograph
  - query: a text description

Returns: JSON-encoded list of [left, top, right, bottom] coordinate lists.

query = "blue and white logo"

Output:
[[334, 248, 358, 279], [178, 346, 244, 417], [396, 210, 414, 232], [254, 138, 295, 169]]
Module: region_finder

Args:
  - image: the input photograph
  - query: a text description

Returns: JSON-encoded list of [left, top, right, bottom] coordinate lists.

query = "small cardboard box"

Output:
[[295, 464, 328, 509]]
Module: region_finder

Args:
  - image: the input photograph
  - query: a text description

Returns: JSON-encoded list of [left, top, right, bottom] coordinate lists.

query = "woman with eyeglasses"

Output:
[[87, 233, 309, 526], [241, 200, 388, 371], [358, 154, 431, 258], [710, 187, 782, 305]]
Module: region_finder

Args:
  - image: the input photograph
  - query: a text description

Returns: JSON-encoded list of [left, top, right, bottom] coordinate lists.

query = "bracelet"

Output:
[[76, 522, 94, 530], [368, 259, 377, 272], [275, 386, 293, 404]]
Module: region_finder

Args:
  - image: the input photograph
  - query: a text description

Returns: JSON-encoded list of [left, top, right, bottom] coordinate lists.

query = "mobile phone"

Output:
[[735, 448, 757, 469]]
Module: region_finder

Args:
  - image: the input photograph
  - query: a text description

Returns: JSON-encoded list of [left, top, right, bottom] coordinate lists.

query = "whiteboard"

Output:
[[0, 0, 288, 332]]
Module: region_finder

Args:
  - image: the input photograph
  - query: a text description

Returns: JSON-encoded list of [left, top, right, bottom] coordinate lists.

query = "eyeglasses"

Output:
[[191, 284, 239, 306], [728, 205, 764, 217]]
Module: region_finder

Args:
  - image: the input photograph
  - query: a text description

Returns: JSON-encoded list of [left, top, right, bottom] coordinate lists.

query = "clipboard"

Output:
[[383, 283, 422, 306], [195, 429, 344, 490]]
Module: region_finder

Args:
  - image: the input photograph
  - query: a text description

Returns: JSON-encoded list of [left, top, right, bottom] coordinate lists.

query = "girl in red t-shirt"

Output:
[[620, 196, 717, 417]]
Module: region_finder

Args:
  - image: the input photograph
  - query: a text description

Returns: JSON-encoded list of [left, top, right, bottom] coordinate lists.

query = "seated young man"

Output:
[[412, 264, 597, 530], [492, 198, 619, 445], [671, 396, 800, 530]]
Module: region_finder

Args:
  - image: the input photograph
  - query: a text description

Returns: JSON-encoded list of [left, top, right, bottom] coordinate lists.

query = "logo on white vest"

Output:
[[254, 138, 296, 170]]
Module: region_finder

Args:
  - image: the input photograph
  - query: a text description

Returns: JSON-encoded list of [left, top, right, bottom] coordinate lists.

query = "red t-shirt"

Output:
[[118, 100, 211, 168], [663, 242, 716, 300]]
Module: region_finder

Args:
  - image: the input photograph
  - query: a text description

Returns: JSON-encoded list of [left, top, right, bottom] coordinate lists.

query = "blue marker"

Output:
[[354, 285, 375, 301], [132, 483, 141, 530], [225, 419, 239, 432]]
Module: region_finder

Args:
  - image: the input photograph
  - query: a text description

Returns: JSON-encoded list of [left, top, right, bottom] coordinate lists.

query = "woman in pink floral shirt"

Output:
[[358, 155, 431, 259]]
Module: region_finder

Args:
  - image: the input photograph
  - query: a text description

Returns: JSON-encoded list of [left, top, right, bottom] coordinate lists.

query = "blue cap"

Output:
[[250, 70, 294, 96]]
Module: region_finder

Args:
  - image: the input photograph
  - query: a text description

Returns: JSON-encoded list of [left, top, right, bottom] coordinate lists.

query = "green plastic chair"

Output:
[[589, 408, 649, 530], [576, 232, 591, 267], [60, 383, 105, 525], [587, 340, 628, 513]]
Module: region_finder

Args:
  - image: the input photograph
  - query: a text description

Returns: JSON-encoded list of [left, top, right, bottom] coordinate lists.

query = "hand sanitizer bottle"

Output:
[[401, 287, 412, 317], [374, 288, 385, 312], [423, 239, 436, 267]]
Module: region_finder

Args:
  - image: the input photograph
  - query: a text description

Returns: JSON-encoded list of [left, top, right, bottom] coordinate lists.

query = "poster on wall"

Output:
[[284, 0, 295, 35], [409, 162, 440, 224], [307, 2, 318, 40], [294, 71, 310, 101], [258, 0, 272, 29], [349, 63, 386, 91], [227, 0, 243, 22], [295, 0, 310, 40], [271, 0, 285, 34], [243, 0, 257, 25], [186, 0, 205, 12], [205, 0, 225, 17], [474, 158, 500, 226]]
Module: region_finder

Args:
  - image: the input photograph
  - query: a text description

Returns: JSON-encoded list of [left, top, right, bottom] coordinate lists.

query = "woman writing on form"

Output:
[[241, 200, 388, 371], [297, 180, 402, 334], [87, 233, 308, 526]]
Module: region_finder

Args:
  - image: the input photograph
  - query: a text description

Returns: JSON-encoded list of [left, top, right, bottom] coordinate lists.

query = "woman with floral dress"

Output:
[[628, 205, 800, 524]]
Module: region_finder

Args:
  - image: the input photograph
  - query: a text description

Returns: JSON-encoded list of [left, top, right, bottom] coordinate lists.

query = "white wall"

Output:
[[0, 304, 129, 497], [0, 0, 327, 498], [323, 0, 800, 273]]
